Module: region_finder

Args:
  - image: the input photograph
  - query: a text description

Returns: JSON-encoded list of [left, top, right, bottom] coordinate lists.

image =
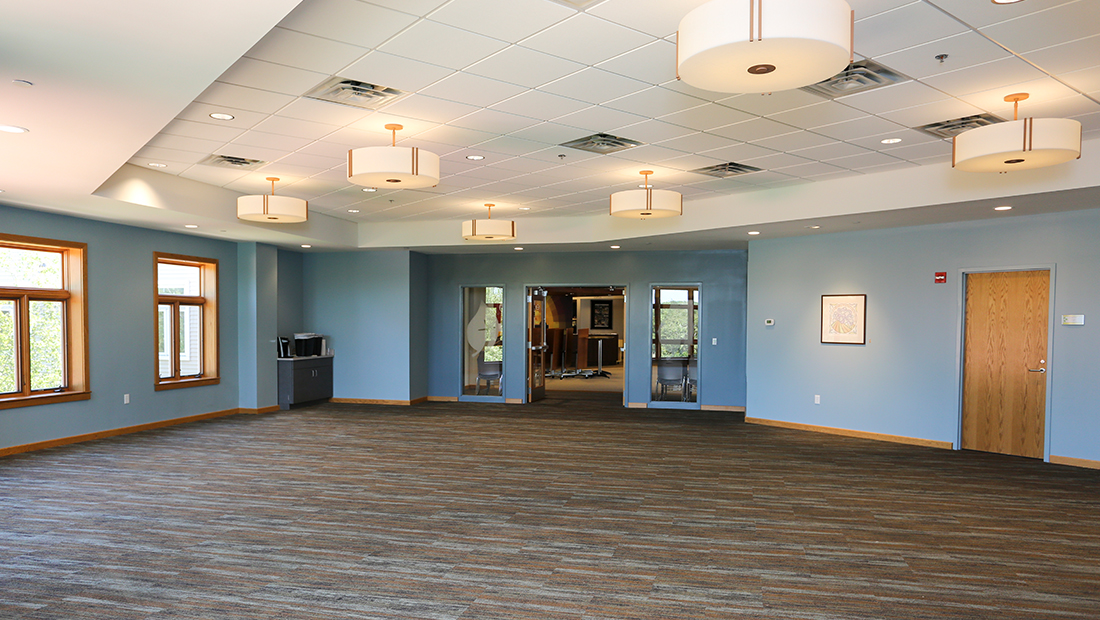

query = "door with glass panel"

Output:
[[651, 286, 700, 405], [527, 287, 547, 402], [462, 286, 504, 399]]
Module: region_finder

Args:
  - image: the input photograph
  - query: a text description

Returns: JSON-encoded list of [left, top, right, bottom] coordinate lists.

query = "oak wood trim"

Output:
[[745, 417, 954, 450], [240, 405, 281, 415], [0, 390, 90, 411], [505, 398, 523, 404], [331, 398, 409, 406], [627, 402, 648, 409], [427, 396, 459, 402], [154, 377, 220, 391], [701, 405, 747, 413], [0, 407, 241, 458], [1050, 455, 1100, 470]]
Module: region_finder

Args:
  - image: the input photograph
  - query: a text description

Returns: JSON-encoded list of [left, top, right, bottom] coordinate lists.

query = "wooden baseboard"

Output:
[[505, 398, 523, 404], [1050, 455, 1100, 470], [427, 396, 459, 402], [331, 398, 418, 406], [0, 408, 242, 458], [701, 405, 747, 413], [745, 417, 954, 450], [627, 402, 648, 409], [240, 405, 280, 415]]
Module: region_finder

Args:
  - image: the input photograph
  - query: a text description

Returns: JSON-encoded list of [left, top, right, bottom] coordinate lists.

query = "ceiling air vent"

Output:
[[801, 60, 907, 99], [915, 113, 1004, 140], [560, 133, 643, 154], [305, 77, 408, 110], [199, 154, 266, 170], [691, 162, 763, 178]]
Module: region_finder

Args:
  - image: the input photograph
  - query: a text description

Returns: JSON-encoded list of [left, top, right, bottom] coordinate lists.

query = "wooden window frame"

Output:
[[154, 252, 219, 390], [0, 233, 90, 410], [652, 286, 699, 361]]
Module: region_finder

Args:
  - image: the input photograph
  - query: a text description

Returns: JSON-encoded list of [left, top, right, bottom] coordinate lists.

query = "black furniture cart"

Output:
[[278, 355, 333, 409]]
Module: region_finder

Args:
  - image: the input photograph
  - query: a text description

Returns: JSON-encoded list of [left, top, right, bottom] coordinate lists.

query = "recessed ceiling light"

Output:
[[748, 231, 761, 235], [519, 207, 530, 210], [184, 224, 199, 229], [0, 125, 29, 133], [466, 155, 485, 161], [209, 113, 235, 121], [148, 162, 168, 168], [362, 187, 377, 192], [610, 245, 621, 249], [881, 138, 902, 144], [994, 205, 1013, 211], [301, 244, 312, 248], [348, 209, 360, 213], [513, 246, 523, 251], [806, 225, 821, 229], [991, 0, 1024, 4]]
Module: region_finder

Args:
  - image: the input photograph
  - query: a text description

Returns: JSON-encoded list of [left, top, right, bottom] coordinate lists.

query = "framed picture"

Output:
[[591, 300, 613, 329], [821, 294, 866, 344]]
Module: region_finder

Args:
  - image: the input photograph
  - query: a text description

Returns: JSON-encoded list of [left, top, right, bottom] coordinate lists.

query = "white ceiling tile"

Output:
[[380, 94, 481, 124], [419, 72, 528, 108], [276, 98, 373, 126], [810, 116, 909, 141], [244, 27, 367, 75], [472, 136, 545, 157], [659, 153, 727, 171], [278, 0, 417, 48], [880, 98, 984, 128], [958, 78, 1080, 117], [854, 2, 968, 58], [449, 109, 541, 134], [1025, 93, 1100, 118], [520, 13, 655, 66], [1076, 110, 1100, 132], [230, 131, 314, 152], [604, 86, 707, 117], [161, 119, 245, 143], [827, 151, 907, 170], [859, 159, 920, 174], [876, 32, 1010, 81], [1025, 35, 1100, 76], [133, 146, 209, 165], [767, 102, 867, 129], [751, 130, 835, 151], [791, 142, 872, 161], [456, 164, 524, 182], [540, 68, 651, 105], [491, 89, 590, 121], [341, 52, 455, 93], [588, 0, 710, 37], [551, 106, 648, 134], [929, 0, 1077, 29], [1062, 66, 1100, 95], [741, 152, 815, 169], [659, 103, 753, 131], [882, 139, 952, 161], [178, 165, 250, 186], [610, 119, 696, 144], [922, 57, 1047, 98], [609, 143, 690, 164], [485, 157, 557, 174], [427, 0, 574, 43], [655, 132, 736, 153], [379, 20, 509, 70], [777, 161, 849, 177], [196, 82, 296, 115], [348, 113, 438, 136], [253, 115, 340, 140], [698, 142, 777, 162], [465, 46, 585, 88], [508, 122, 589, 144], [595, 40, 677, 85], [722, 90, 826, 116], [323, 126, 393, 147], [847, 128, 939, 150], [838, 81, 949, 115], [710, 118, 799, 142], [277, 152, 345, 170], [300, 140, 354, 160], [216, 58, 327, 97], [980, 0, 1100, 54], [176, 103, 268, 130], [414, 124, 498, 148], [214, 144, 292, 164], [258, 162, 328, 180], [847, 0, 914, 19]]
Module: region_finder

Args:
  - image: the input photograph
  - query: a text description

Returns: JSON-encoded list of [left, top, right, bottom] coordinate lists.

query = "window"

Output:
[[0, 233, 89, 409], [154, 253, 218, 390]]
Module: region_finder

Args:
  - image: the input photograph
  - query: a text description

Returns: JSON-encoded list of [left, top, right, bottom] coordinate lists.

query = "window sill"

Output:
[[0, 390, 91, 411], [155, 377, 220, 391]]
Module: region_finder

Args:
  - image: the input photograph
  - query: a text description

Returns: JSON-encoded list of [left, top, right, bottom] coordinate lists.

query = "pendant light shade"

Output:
[[348, 124, 440, 189], [462, 204, 516, 241], [237, 177, 308, 223], [610, 171, 683, 219], [953, 94, 1082, 173], [677, 0, 854, 94]]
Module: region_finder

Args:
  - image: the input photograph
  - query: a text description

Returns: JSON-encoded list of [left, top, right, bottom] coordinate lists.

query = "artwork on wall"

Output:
[[821, 294, 866, 344], [591, 300, 613, 329]]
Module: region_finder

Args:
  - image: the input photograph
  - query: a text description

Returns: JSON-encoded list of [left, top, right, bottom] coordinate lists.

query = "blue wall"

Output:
[[426, 250, 748, 407], [276, 249, 303, 339], [237, 243, 279, 410], [746, 208, 1100, 462], [409, 252, 429, 400], [0, 203, 240, 449]]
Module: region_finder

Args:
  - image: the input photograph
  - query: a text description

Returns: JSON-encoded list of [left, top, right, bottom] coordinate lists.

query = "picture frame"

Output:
[[591, 300, 613, 329], [821, 294, 866, 344]]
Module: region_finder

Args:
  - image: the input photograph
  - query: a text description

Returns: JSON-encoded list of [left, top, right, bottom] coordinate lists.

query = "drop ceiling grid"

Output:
[[126, 0, 1100, 227]]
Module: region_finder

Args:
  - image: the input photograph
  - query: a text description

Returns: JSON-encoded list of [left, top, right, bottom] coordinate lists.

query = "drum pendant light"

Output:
[[953, 93, 1082, 172], [610, 171, 683, 219], [237, 177, 308, 223], [677, 0, 854, 94], [462, 204, 516, 241], [348, 124, 440, 189]]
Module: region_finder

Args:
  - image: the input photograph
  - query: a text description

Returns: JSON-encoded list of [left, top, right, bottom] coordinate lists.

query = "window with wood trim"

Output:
[[0, 234, 89, 410], [154, 253, 218, 390]]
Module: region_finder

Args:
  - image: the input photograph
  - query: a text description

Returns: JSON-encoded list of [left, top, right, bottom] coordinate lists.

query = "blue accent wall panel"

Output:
[[277, 249, 304, 339], [409, 252, 429, 400], [746, 208, 1100, 462]]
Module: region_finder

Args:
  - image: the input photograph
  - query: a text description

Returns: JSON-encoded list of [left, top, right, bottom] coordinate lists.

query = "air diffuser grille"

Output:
[[915, 113, 1004, 139], [801, 60, 906, 99], [560, 133, 643, 154], [199, 154, 266, 169], [691, 162, 763, 178], [305, 77, 407, 110]]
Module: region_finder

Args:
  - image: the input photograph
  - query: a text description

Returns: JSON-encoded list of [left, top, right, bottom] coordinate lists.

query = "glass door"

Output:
[[651, 286, 700, 406], [462, 286, 504, 400], [527, 287, 547, 402]]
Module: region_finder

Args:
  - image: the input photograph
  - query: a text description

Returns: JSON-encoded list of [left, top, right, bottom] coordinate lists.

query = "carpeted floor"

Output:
[[1, 398, 1098, 619]]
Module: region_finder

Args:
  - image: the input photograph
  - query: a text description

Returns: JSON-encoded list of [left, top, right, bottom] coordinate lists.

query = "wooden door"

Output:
[[962, 270, 1049, 458]]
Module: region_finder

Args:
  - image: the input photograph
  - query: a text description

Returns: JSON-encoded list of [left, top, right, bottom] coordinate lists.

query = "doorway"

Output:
[[961, 270, 1050, 458], [526, 285, 626, 403]]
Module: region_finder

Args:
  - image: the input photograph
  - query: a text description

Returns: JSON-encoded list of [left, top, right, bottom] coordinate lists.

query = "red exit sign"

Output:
[[934, 272, 947, 284]]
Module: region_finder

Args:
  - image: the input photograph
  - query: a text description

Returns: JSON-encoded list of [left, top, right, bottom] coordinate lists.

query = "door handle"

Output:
[[1028, 368, 1046, 373]]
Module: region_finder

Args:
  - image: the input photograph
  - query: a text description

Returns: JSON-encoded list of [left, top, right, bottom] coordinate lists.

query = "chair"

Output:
[[476, 351, 503, 395], [683, 358, 698, 402], [655, 360, 686, 400]]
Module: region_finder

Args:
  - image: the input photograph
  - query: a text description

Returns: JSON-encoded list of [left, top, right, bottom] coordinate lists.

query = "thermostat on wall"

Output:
[[1061, 315, 1085, 326], [764, 318, 775, 326]]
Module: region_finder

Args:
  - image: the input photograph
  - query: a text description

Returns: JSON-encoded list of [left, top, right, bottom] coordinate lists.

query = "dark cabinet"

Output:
[[278, 356, 333, 409]]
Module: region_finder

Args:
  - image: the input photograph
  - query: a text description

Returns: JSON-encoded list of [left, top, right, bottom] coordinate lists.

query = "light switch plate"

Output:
[[1061, 314, 1085, 325]]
